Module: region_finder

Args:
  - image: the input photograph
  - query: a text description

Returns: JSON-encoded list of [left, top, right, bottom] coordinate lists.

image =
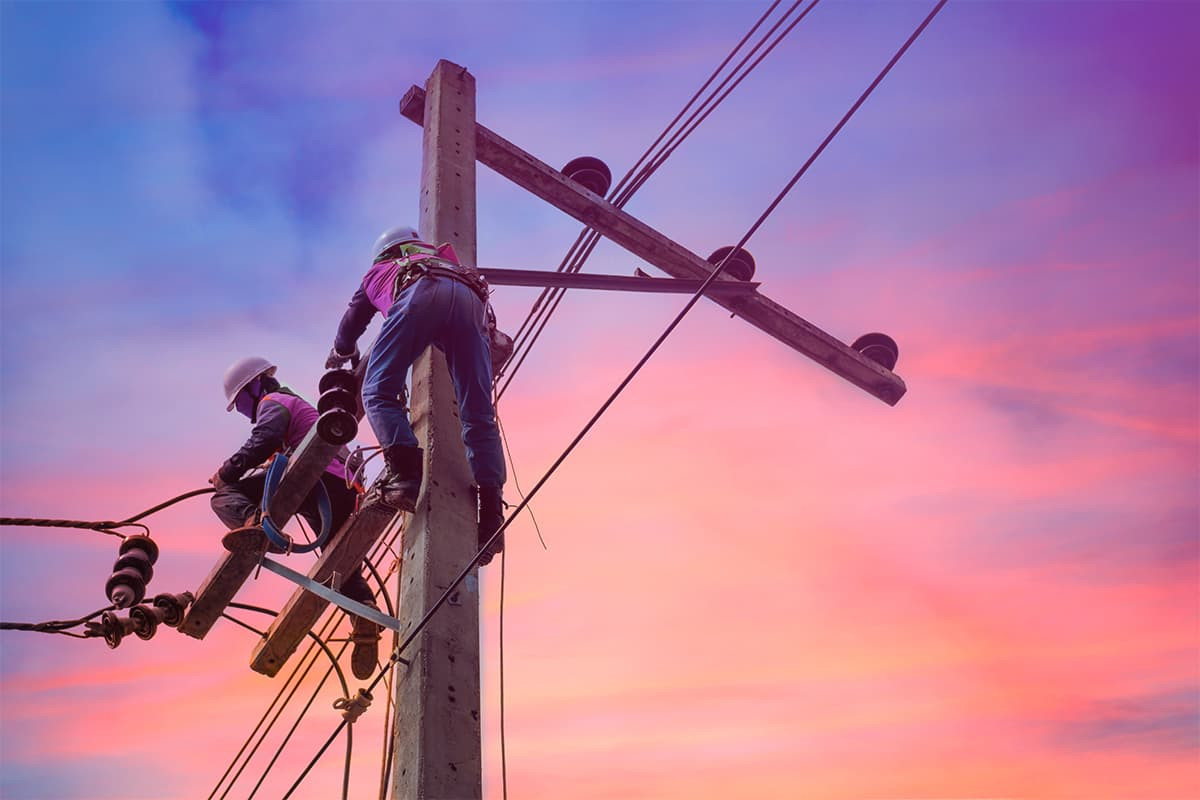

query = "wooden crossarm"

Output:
[[248, 502, 398, 676], [400, 85, 906, 406]]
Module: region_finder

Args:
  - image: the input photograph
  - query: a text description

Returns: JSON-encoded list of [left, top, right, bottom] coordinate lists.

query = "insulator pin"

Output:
[[97, 610, 135, 649], [850, 332, 899, 371], [317, 408, 357, 445], [119, 535, 159, 564], [706, 246, 756, 281], [105, 535, 159, 608], [561, 156, 612, 196], [317, 387, 356, 416], [318, 368, 358, 395], [106, 567, 147, 609], [152, 591, 195, 627], [129, 604, 167, 640]]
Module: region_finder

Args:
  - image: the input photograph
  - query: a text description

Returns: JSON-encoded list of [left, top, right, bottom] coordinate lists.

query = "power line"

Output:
[[209, 514, 404, 800], [0, 487, 217, 539], [500, 0, 790, 362], [292, 6, 949, 793], [495, 0, 821, 401], [0, 605, 114, 637], [221, 603, 355, 800]]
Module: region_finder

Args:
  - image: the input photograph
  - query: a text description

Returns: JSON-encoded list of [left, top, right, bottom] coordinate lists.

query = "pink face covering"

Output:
[[234, 377, 261, 420]]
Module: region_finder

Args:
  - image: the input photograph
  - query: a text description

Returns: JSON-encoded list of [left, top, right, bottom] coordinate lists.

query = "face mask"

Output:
[[235, 378, 260, 420]]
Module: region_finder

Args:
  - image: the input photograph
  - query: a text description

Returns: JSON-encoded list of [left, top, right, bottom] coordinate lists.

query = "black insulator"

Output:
[[317, 387, 356, 416], [119, 535, 159, 564], [319, 368, 357, 395], [152, 591, 194, 627], [106, 567, 147, 608], [562, 156, 612, 197], [113, 550, 154, 583], [130, 604, 163, 640], [317, 408, 357, 445], [100, 610, 133, 649], [706, 246, 756, 281], [850, 332, 900, 371]]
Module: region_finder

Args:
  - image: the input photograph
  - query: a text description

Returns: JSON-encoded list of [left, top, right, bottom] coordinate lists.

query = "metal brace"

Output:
[[258, 557, 402, 634]]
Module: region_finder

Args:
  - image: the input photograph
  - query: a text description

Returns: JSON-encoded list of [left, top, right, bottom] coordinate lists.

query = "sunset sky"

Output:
[[1, 1, 1197, 798]]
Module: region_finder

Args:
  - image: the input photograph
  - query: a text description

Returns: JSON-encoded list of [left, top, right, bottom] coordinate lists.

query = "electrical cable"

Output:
[[221, 603, 353, 800], [495, 0, 817, 402], [208, 517, 403, 800], [499, 547, 508, 800], [1, 487, 216, 539], [500, 0, 786, 362], [497, 410, 547, 550], [270, 4, 953, 793], [322, 0, 954, 768], [0, 605, 114, 635]]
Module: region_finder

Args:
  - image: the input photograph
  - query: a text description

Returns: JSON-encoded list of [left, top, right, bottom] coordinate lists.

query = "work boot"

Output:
[[221, 524, 268, 553], [350, 608, 382, 680], [372, 444, 423, 511], [476, 486, 505, 566]]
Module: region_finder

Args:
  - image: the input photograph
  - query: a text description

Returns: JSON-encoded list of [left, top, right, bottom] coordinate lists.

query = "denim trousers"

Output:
[[362, 275, 506, 488]]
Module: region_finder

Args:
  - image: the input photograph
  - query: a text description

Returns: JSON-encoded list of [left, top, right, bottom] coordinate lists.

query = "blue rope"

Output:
[[260, 454, 333, 555]]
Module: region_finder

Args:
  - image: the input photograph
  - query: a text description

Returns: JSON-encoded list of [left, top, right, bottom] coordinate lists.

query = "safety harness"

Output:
[[384, 240, 515, 373], [387, 241, 490, 305]]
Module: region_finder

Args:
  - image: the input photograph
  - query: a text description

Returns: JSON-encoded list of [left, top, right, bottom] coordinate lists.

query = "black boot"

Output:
[[476, 485, 505, 566], [349, 603, 382, 680], [342, 572, 381, 680], [373, 445, 423, 511]]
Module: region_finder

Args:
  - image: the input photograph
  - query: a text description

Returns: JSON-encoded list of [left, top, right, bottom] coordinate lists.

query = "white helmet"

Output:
[[222, 356, 277, 411], [372, 225, 421, 261]]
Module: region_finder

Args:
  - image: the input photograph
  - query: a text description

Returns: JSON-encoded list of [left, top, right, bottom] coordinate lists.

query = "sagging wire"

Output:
[[497, 410, 547, 551]]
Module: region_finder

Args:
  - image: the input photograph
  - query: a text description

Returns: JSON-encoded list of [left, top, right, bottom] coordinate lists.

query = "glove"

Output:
[[325, 346, 360, 370]]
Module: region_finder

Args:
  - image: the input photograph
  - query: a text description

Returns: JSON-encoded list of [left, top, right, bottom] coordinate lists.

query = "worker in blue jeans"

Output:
[[325, 225, 506, 565]]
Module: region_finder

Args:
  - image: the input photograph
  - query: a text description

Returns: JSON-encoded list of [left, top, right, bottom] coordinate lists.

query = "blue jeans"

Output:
[[362, 275, 506, 488]]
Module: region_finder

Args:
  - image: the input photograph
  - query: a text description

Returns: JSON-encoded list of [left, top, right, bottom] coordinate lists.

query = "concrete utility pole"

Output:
[[391, 59, 483, 800]]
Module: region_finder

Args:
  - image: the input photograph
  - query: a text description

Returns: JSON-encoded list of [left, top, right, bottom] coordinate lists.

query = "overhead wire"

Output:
[[498, 0, 788, 368], [0, 605, 114, 636], [494, 0, 821, 403], [0, 487, 216, 539], [208, 513, 405, 800], [290, 5, 952, 794], [220, 603, 354, 800], [488, 7, 815, 791]]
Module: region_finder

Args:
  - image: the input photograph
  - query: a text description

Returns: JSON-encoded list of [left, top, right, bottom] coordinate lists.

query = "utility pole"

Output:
[[188, 52, 909, 799], [391, 59, 483, 799]]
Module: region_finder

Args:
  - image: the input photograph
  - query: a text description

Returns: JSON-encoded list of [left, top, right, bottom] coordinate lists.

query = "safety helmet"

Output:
[[372, 225, 421, 261], [222, 356, 277, 411]]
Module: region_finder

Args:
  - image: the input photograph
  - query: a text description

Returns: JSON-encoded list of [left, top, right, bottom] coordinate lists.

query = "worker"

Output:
[[211, 355, 381, 680], [324, 225, 506, 566]]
